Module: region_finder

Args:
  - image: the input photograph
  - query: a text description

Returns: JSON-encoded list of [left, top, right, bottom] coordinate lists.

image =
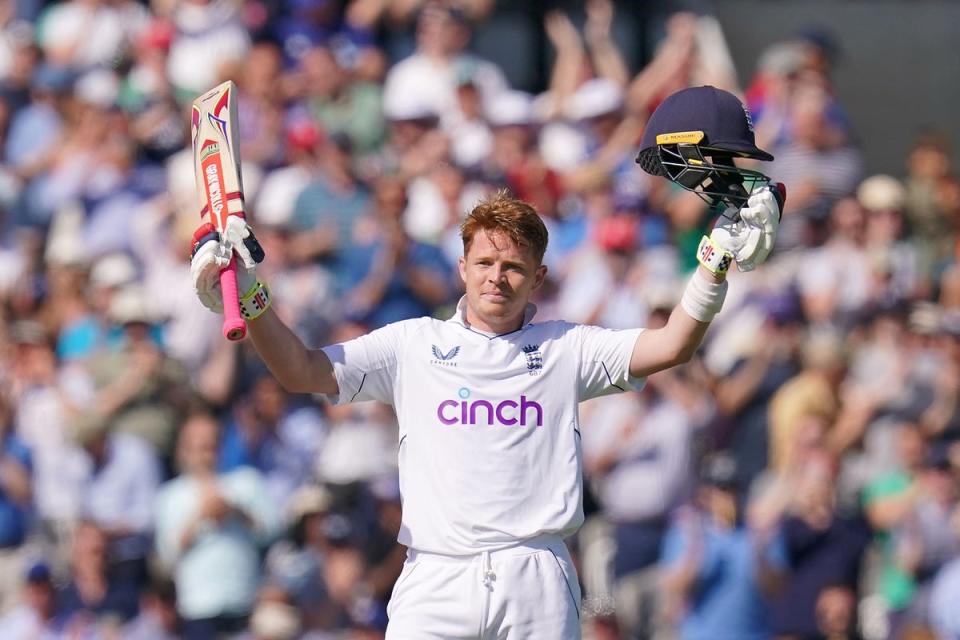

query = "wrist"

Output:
[[697, 264, 726, 284], [239, 280, 272, 320], [696, 235, 734, 277], [680, 269, 729, 323]]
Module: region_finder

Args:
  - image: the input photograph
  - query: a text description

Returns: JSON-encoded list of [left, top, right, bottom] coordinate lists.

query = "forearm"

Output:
[[0, 460, 31, 506], [755, 555, 785, 596], [247, 306, 338, 395], [587, 38, 629, 86], [715, 356, 770, 415], [630, 268, 725, 378], [404, 267, 450, 306], [178, 517, 204, 553]]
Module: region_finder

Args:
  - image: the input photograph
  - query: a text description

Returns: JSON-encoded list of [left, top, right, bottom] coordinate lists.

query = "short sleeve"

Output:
[[577, 325, 645, 401], [320, 320, 416, 405]]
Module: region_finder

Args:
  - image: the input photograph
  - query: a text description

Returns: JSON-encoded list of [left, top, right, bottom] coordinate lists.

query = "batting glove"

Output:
[[705, 183, 785, 274], [190, 217, 265, 313]]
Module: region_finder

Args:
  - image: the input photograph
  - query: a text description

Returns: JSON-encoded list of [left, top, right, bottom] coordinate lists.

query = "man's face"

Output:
[[458, 230, 546, 333], [179, 416, 219, 475]]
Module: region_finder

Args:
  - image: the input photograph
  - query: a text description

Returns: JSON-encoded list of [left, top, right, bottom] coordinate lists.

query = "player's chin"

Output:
[[479, 293, 513, 309]]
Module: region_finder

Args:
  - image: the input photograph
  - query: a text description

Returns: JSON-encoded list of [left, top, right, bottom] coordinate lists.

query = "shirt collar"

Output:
[[446, 295, 538, 335]]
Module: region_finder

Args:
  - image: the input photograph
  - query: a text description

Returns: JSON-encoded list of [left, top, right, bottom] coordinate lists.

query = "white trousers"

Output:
[[386, 535, 582, 639]]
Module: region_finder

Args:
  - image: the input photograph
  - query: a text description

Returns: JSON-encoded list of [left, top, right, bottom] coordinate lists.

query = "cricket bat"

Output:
[[191, 80, 246, 341]]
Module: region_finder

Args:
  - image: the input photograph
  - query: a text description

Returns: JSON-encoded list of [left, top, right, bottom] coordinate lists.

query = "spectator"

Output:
[[712, 294, 802, 492], [660, 454, 788, 640], [929, 552, 960, 640], [123, 577, 181, 640], [297, 44, 385, 156], [82, 285, 192, 456], [765, 451, 872, 638], [219, 372, 327, 512], [863, 423, 932, 637], [0, 561, 61, 638], [72, 409, 160, 581], [796, 197, 872, 327], [337, 175, 454, 328], [866, 436, 960, 637], [155, 412, 277, 639], [290, 131, 371, 264], [57, 520, 141, 629], [8, 319, 89, 555], [382, 1, 506, 134], [768, 329, 844, 472], [0, 389, 32, 609], [767, 84, 864, 250]]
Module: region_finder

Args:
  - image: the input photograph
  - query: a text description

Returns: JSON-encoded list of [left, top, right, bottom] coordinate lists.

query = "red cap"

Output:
[[595, 215, 638, 253], [286, 121, 323, 150]]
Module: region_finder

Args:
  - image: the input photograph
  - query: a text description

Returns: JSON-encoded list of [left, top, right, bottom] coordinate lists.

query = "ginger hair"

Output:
[[460, 191, 549, 263]]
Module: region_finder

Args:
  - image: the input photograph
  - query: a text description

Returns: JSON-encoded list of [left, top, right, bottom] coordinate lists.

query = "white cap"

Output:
[[383, 89, 438, 122], [74, 69, 120, 109], [857, 174, 905, 212], [165, 149, 197, 215], [250, 602, 301, 640], [286, 484, 333, 524], [485, 90, 535, 127], [255, 167, 310, 228], [108, 285, 155, 324], [565, 78, 624, 121], [90, 253, 138, 289]]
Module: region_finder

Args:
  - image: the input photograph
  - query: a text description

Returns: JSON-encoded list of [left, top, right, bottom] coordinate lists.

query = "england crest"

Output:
[[522, 344, 543, 375]]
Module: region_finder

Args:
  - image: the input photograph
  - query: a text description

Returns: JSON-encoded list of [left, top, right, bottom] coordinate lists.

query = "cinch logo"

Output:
[[437, 388, 543, 427]]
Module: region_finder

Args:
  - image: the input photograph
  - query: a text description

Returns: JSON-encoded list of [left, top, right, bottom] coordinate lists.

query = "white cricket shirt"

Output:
[[322, 297, 643, 555]]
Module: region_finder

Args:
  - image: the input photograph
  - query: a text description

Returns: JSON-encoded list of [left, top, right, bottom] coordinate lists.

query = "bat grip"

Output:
[[219, 255, 247, 341]]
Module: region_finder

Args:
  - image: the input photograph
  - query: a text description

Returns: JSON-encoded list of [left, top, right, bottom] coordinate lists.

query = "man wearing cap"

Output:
[[191, 85, 783, 638], [0, 561, 60, 638]]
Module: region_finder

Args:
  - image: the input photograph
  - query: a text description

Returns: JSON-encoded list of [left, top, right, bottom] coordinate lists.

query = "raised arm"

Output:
[[630, 266, 722, 378], [247, 308, 339, 395], [190, 218, 339, 396], [630, 187, 783, 379]]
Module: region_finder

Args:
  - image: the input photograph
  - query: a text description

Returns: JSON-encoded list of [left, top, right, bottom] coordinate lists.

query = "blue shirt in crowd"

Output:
[[0, 434, 31, 547], [662, 517, 788, 640]]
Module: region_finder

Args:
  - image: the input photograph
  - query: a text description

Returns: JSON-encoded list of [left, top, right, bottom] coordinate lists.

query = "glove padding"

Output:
[[710, 183, 784, 272], [190, 216, 263, 313]]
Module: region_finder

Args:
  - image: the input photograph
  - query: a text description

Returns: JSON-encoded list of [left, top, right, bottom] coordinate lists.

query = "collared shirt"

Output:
[[0, 605, 62, 640], [322, 296, 643, 555], [154, 468, 277, 620], [930, 557, 960, 639], [81, 432, 161, 536], [581, 393, 694, 523]]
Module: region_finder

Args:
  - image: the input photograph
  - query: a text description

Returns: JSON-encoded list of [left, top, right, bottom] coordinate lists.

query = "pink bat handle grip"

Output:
[[219, 255, 247, 341]]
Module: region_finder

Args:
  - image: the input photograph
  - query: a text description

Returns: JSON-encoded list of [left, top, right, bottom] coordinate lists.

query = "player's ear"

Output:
[[532, 264, 547, 291], [458, 256, 467, 284]]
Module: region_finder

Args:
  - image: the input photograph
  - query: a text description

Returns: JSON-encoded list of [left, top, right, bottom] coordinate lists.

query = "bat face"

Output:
[[191, 81, 245, 232], [198, 139, 229, 232]]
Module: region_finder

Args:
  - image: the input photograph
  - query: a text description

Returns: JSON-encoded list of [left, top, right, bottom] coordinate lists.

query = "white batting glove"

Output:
[[710, 183, 784, 272], [190, 218, 260, 313]]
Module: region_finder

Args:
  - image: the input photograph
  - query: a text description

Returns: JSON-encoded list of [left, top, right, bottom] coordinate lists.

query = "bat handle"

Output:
[[219, 256, 247, 341]]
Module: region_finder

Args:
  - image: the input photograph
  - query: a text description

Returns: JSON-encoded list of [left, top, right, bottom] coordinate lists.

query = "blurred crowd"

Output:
[[0, 0, 958, 639]]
